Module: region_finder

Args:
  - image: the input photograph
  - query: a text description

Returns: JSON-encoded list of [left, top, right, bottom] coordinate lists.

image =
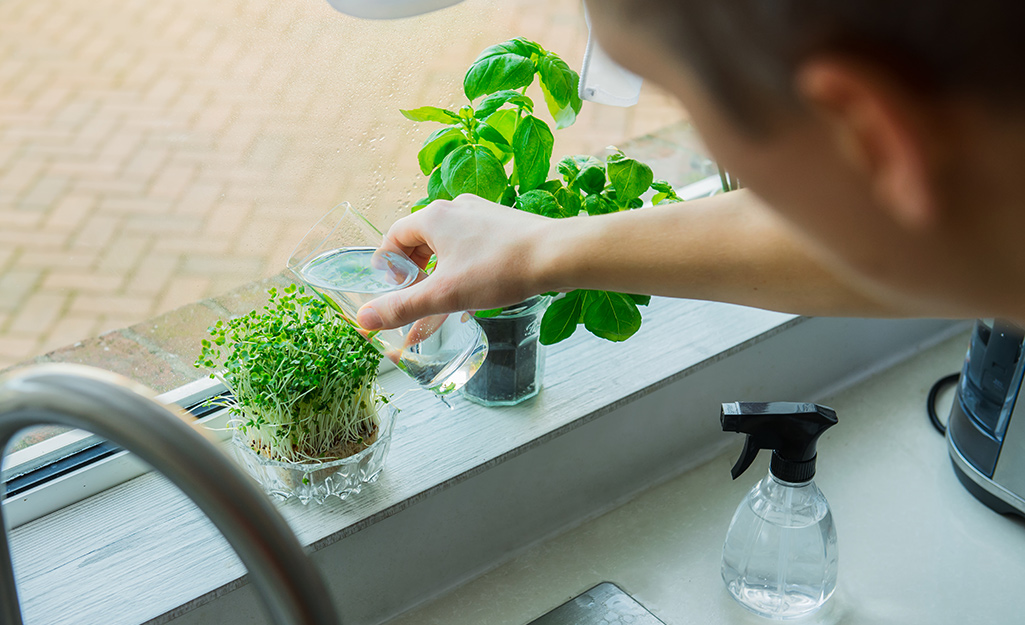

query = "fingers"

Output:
[[357, 277, 451, 331], [385, 204, 438, 257]]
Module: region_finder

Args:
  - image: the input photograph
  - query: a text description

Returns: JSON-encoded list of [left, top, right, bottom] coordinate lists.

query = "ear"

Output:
[[794, 58, 942, 231]]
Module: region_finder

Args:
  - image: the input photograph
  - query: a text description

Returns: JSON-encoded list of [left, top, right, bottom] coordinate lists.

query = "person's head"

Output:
[[587, 0, 1025, 319]]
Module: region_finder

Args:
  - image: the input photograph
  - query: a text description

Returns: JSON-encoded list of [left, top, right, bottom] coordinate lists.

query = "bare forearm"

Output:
[[537, 190, 901, 317]]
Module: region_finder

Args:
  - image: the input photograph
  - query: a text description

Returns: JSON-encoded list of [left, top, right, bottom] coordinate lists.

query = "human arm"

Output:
[[355, 190, 901, 331]]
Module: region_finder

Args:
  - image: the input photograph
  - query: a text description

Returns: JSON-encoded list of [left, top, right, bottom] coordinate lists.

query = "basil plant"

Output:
[[403, 38, 682, 345]]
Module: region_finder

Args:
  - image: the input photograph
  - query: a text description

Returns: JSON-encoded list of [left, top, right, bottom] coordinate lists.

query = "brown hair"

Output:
[[591, 0, 1025, 129]]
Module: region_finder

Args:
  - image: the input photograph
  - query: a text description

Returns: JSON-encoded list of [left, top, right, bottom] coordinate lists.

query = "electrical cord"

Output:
[[927, 373, 960, 435]]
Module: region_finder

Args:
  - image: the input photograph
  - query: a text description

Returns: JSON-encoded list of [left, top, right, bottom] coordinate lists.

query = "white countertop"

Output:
[[384, 329, 1025, 625]]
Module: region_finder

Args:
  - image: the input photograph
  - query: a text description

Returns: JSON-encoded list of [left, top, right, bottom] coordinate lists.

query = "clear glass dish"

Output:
[[231, 404, 395, 505]]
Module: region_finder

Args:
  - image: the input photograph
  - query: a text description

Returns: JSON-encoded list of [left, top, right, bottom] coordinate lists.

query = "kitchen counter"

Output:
[[384, 330, 1025, 625]]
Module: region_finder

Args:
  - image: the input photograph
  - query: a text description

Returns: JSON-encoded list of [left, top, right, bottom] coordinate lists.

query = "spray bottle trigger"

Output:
[[730, 435, 761, 480]]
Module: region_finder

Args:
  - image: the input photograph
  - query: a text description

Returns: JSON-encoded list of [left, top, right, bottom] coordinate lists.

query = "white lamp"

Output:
[[324, 0, 464, 19]]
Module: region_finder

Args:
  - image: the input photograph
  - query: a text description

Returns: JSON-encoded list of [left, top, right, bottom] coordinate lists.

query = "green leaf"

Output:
[[607, 157, 653, 202], [557, 156, 581, 183], [483, 109, 518, 144], [411, 197, 430, 212], [575, 165, 607, 195], [515, 189, 561, 218], [651, 179, 683, 205], [464, 41, 537, 100], [474, 308, 504, 318], [583, 193, 615, 216], [537, 52, 582, 129], [540, 291, 584, 345], [537, 179, 562, 194], [440, 144, 508, 202], [427, 167, 452, 202], [626, 293, 651, 306], [474, 89, 534, 119], [477, 122, 512, 148], [555, 187, 582, 216], [417, 127, 467, 176], [499, 186, 517, 207], [582, 290, 642, 342], [512, 115, 554, 192], [477, 121, 514, 164], [401, 106, 461, 123]]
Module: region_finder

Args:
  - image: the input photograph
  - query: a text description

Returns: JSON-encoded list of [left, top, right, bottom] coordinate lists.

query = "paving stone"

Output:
[[209, 272, 293, 317], [9, 292, 67, 335], [71, 294, 152, 317], [44, 330, 189, 394], [42, 315, 100, 353], [41, 271, 124, 293], [128, 301, 221, 375]]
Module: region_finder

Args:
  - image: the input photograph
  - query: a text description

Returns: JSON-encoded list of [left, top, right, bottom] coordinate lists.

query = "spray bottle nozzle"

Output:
[[721, 402, 838, 482]]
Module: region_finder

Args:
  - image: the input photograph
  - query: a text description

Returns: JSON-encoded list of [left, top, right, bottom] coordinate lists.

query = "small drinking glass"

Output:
[[288, 203, 488, 395]]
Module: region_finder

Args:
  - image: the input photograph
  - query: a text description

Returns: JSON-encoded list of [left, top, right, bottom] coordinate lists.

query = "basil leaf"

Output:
[[477, 122, 511, 148], [474, 308, 504, 319], [539, 291, 584, 345], [464, 41, 537, 100], [651, 179, 683, 204], [555, 187, 582, 217], [411, 197, 430, 213], [537, 179, 562, 194], [427, 167, 452, 202], [512, 115, 554, 192], [440, 144, 508, 202], [584, 193, 616, 216], [474, 89, 534, 119], [575, 164, 607, 195], [401, 106, 461, 123], [483, 109, 518, 144], [515, 189, 561, 218], [650, 179, 675, 194], [557, 156, 581, 184], [477, 121, 513, 163], [607, 157, 653, 202], [582, 290, 642, 342], [537, 52, 582, 129], [417, 127, 467, 176], [500, 186, 517, 207], [626, 293, 651, 306]]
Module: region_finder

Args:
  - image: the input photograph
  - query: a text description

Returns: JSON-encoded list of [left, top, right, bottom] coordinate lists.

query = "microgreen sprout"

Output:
[[195, 283, 386, 464]]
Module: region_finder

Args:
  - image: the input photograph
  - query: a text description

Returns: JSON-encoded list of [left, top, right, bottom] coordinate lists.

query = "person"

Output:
[[355, 1, 1025, 333]]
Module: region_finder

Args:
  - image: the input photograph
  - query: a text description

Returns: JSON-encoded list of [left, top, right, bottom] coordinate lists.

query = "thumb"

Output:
[[356, 279, 443, 331]]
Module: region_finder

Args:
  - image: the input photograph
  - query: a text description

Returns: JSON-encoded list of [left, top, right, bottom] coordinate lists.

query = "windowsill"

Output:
[[5, 297, 961, 625]]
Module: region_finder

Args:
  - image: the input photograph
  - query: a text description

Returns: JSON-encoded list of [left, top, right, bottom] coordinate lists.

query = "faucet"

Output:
[[0, 364, 341, 625]]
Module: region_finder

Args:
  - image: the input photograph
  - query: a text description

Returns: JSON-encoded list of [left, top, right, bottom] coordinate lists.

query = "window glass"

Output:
[[0, 0, 686, 456]]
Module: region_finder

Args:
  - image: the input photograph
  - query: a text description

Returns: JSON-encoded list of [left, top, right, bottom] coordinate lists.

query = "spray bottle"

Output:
[[720, 401, 839, 619]]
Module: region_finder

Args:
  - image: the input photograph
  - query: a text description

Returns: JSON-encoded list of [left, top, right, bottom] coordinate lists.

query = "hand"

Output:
[[356, 195, 556, 330]]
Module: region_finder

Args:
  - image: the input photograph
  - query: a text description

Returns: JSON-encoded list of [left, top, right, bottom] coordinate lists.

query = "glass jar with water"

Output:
[[288, 203, 487, 395]]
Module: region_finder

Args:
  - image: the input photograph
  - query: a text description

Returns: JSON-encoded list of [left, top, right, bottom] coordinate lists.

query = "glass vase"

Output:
[[462, 295, 550, 406], [231, 404, 395, 505]]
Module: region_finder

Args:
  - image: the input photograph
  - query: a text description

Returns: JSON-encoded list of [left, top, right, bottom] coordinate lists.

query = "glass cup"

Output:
[[287, 203, 488, 395]]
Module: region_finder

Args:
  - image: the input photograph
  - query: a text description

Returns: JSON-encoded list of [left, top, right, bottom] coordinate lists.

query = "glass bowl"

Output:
[[230, 404, 395, 505]]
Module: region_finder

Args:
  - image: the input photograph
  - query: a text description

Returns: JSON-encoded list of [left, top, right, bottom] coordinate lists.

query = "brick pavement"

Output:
[[0, 0, 689, 372]]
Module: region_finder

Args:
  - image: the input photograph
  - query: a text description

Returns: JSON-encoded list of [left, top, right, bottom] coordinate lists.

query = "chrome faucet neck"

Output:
[[0, 365, 340, 625]]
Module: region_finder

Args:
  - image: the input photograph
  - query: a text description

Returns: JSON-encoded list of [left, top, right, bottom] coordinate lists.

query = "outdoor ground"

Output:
[[0, 0, 688, 372]]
